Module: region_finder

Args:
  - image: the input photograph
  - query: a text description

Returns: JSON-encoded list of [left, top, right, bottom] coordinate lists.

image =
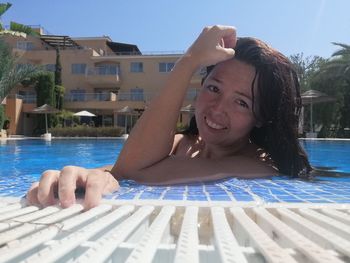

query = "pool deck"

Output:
[[1, 176, 350, 263], [0, 196, 349, 263]]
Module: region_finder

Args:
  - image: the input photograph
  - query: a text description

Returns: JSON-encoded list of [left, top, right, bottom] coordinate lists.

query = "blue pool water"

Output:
[[0, 139, 350, 203]]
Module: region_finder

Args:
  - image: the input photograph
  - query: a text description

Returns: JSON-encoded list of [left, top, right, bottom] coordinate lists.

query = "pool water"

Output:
[[300, 139, 350, 174], [0, 139, 350, 203]]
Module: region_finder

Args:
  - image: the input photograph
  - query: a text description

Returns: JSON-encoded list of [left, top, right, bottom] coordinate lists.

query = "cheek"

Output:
[[194, 92, 208, 111], [228, 112, 256, 130]]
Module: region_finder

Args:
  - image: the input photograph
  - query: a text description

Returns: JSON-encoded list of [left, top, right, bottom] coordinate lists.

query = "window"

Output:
[[159, 62, 175, 73], [97, 64, 119, 75], [95, 91, 110, 101], [130, 88, 144, 101], [18, 90, 36, 104], [16, 41, 34, 50], [45, 64, 56, 72], [71, 63, 87, 74], [69, 89, 86, 101], [130, 62, 143, 73]]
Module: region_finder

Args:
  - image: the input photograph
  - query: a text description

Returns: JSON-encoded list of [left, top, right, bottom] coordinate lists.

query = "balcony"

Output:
[[64, 92, 147, 110], [85, 67, 121, 87]]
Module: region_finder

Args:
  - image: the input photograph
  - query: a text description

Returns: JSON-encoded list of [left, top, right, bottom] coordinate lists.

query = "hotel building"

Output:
[[1, 26, 202, 135]]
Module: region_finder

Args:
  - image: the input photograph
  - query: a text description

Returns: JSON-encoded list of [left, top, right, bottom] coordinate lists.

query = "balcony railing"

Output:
[[86, 66, 120, 76], [64, 89, 198, 103], [64, 92, 117, 102], [7, 89, 197, 105], [6, 94, 37, 104], [85, 67, 121, 85]]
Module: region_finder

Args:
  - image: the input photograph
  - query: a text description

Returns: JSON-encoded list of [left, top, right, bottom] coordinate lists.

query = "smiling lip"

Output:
[[205, 117, 227, 130]]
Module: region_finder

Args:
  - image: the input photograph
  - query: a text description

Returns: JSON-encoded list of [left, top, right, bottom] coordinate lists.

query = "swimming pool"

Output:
[[1, 138, 349, 262], [0, 138, 350, 202]]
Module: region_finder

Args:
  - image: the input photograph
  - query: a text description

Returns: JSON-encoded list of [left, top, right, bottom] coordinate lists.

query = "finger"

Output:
[[26, 182, 40, 205], [103, 172, 120, 194], [37, 170, 59, 206], [83, 171, 105, 210], [223, 35, 236, 49], [59, 166, 85, 208]]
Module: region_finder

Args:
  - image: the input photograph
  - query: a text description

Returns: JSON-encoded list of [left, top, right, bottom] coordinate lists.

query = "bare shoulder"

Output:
[[170, 134, 197, 155]]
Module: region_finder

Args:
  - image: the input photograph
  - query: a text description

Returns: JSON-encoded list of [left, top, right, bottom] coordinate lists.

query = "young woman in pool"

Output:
[[27, 25, 311, 209]]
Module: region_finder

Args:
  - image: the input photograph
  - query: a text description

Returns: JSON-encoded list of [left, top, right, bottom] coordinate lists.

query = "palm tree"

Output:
[[0, 2, 12, 31], [0, 39, 40, 101], [321, 43, 350, 80], [317, 43, 350, 137]]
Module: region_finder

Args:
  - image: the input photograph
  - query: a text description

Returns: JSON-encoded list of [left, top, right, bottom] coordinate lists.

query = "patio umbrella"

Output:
[[73, 110, 96, 126], [117, 106, 135, 134], [73, 110, 96, 117], [31, 104, 60, 134], [301, 90, 336, 133]]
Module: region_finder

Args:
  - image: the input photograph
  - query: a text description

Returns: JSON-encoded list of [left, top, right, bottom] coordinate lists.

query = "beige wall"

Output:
[[4, 97, 23, 135]]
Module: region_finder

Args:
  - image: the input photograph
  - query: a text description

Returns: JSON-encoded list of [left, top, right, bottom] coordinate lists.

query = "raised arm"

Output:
[[112, 26, 236, 178]]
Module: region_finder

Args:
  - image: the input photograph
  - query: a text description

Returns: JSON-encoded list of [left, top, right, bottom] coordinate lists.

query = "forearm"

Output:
[[120, 156, 276, 185], [113, 57, 199, 175]]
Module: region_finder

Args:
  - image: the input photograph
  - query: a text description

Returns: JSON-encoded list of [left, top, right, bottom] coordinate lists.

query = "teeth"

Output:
[[205, 118, 226, 130]]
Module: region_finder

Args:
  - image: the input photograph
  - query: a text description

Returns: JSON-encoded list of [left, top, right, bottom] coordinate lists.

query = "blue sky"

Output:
[[2, 0, 350, 58]]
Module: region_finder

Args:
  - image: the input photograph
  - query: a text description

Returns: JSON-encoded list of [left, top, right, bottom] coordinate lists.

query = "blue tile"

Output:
[[163, 194, 184, 200], [139, 192, 162, 200], [186, 195, 208, 201]]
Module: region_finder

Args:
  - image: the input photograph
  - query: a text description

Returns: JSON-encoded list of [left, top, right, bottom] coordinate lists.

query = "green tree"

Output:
[[55, 48, 62, 86], [289, 53, 325, 91], [313, 42, 350, 137], [54, 48, 64, 110], [35, 72, 55, 107], [0, 39, 40, 128], [289, 53, 329, 135], [34, 72, 56, 134], [0, 2, 12, 31], [0, 40, 40, 101]]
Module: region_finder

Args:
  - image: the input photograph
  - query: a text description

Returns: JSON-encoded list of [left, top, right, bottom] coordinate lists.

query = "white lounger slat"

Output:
[[125, 205, 176, 263], [0, 206, 39, 221], [274, 207, 350, 258], [0, 204, 112, 263], [0, 206, 60, 232], [23, 205, 133, 263], [211, 206, 248, 263], [0, 197, 348, 262], [74, 205, 155, 263], [297, 208, 350, 240], [0, 204, 83, 246], [319, 208, 350, 225], [230, 207, 297, 263], [253, 207, 343, 263], [0, 203, 24, 214], [174, 206, 199, 263]]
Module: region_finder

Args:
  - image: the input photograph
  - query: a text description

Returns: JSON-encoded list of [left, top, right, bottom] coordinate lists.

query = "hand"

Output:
[[185, 25, 237, 68], [26, 166, 119, 210]]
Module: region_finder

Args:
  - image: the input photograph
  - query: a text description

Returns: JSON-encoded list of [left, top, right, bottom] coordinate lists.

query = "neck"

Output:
[[197, 137, 251, 159]]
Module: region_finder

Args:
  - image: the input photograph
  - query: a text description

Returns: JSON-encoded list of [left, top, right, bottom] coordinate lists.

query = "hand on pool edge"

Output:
[[26, 166, 119, 210]]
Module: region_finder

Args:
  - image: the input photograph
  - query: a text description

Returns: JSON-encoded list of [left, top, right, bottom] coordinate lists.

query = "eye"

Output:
[[236, 99, 249, 109], [206, 85, 220, 93]]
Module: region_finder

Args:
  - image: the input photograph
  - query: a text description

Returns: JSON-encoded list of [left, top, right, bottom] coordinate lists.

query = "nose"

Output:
[[210, 96, 228, 117]]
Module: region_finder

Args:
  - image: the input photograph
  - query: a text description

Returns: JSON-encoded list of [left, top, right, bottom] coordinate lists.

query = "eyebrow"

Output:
[[211, 77, 252, 101]]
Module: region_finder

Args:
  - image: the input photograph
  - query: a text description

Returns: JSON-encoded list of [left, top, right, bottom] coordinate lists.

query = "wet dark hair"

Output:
[[183, 37, 312, 178]]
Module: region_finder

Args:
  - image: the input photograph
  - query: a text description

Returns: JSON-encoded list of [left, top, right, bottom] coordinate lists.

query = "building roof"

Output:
[[40, 35, 81, 49]]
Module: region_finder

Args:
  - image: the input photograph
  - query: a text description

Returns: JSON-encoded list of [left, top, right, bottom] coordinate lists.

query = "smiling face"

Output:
[[195, 59, 259, 150]]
